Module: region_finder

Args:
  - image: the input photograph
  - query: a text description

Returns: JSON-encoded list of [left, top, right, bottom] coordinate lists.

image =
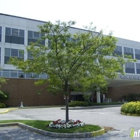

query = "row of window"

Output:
[[1, 26, 140, 61], [2, 48, 40, 64], [0, 26, 45, 45], [0, 69, 47, 79], [1, 47, 140, 74], [114, 46, 140, 60]]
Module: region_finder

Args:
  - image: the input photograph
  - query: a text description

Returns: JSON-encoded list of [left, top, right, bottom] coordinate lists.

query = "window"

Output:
[[135, 49, 140, 60], [4, 48, 24, 64], [26, 73, 32, 78], [3, 70, 10, 78], [113, 46, 122, 56], [5, 27, 24, 44], [39, 73, 47, 79], [11, 70, 18, 78], [18, 71, 25, 78], [124, 47, 133, 58], [28, 31, 45, 45], [0, 48, 1, 63], [0, 26, 2, 42], [136, 63, 140, 74], [125, 62, 135, 74]]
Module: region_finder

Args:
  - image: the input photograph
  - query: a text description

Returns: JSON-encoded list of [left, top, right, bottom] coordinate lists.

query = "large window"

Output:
[[0, 26, 2, 42], [5, 27, 24, 44], [4, 48, 24, 64], [136, 63, 140, 74], [125, 62, 135, 74], [113, 46, 122, 56], [28, 31, 45, 45], [135, 49, 140, 60], [124, 47, 134, 58]]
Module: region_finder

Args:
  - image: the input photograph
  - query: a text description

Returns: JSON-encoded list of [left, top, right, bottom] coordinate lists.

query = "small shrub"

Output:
[[121, 101, 140, 115], [0, 102, 6, 108], [69, 101, 89, 107], [83, 93, 91, 103]]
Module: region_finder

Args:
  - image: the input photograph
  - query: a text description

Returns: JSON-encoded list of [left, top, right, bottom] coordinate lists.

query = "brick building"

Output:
[[0, 13, 140, 106]]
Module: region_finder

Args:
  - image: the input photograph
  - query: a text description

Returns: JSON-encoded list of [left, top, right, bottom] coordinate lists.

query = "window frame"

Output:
[[5, 27, 24, 44], [125, 62, 135, 74], [4, 48, 24, 64]]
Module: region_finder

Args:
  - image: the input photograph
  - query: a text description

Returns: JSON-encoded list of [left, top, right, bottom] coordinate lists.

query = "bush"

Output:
[[121, 101, 140, 115], [69, 101, 89, 107], [0, 91, 9, 101], [0, 102, 6, 108]]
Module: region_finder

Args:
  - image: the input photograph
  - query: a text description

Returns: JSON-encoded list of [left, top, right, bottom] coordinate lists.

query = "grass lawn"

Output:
[[0, 120, 101, 133]]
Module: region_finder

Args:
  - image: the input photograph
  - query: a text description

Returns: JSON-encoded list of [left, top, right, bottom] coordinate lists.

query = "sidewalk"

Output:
[[0, 104, 123, 114], [0, 108, 18, 114]]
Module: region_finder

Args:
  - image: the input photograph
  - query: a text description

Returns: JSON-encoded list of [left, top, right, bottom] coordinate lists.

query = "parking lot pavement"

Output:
[[0, 126, 130, 140], [0, 107, 139, 140]]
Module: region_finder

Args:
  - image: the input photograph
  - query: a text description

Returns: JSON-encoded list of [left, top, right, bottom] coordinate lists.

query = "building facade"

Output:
[[0, 13, 140, 106]]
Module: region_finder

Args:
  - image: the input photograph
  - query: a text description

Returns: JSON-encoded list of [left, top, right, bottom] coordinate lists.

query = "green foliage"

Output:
[[121, 101, 140, 115], [122, 93, 140, 102], [0, 77, 7, 97], [9, 20, 134, 122], [0, 91, 9, 101], [83, 93, 91, 103], [69, 101, 89, 107], [9, 20, 131, 94], [0, 102, 6, 108]]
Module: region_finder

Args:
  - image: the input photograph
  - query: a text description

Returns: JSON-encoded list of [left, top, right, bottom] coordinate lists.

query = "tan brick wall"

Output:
[[1, 78, 65, 107], [107, 84, 140, 102]]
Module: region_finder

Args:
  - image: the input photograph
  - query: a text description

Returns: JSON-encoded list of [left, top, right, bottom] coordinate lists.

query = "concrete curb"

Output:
[[0, 108, 18, 114], [61, 104, 122, 110], [0, 122, 105, 138], [121, 112, 140, 117]]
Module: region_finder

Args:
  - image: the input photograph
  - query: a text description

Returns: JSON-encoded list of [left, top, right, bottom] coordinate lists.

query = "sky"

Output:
[[0, 0, 140, 42]]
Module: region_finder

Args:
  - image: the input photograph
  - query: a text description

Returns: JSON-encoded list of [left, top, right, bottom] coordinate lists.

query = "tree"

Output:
[[10, 21, 131, 122], [0, 77, 7, 98]]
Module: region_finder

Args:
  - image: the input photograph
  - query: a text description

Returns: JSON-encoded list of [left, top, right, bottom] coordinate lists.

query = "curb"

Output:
[[0, 108, 18, 114], [121, 112, 140, 117], [61, 105, 122, 110], [0, 122, 105, 138]]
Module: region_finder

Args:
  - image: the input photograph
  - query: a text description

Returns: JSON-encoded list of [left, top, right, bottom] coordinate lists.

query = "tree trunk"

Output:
[[64, 80, 69, 122], [65, 95, 69, 122]]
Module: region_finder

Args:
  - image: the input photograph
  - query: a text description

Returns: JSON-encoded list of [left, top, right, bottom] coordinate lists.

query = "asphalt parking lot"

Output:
[[0, 106, 139, 140]]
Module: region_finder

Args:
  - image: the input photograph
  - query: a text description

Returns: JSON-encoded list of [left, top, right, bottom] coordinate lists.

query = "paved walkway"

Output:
[[0, 106, 139, 139], [0, 108, 18, 114]]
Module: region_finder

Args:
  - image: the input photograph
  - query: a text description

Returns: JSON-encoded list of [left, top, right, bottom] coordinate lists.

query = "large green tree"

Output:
[[10, 21, 130, 122], [0, 77, 7, 98]]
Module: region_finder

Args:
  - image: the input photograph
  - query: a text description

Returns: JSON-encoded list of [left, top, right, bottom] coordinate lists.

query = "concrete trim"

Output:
[[61, 104, 123, 110], [0, 122, 105, 138]]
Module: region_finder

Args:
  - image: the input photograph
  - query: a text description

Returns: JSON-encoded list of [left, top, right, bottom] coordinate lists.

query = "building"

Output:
[[0, 13, 140, 106]]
